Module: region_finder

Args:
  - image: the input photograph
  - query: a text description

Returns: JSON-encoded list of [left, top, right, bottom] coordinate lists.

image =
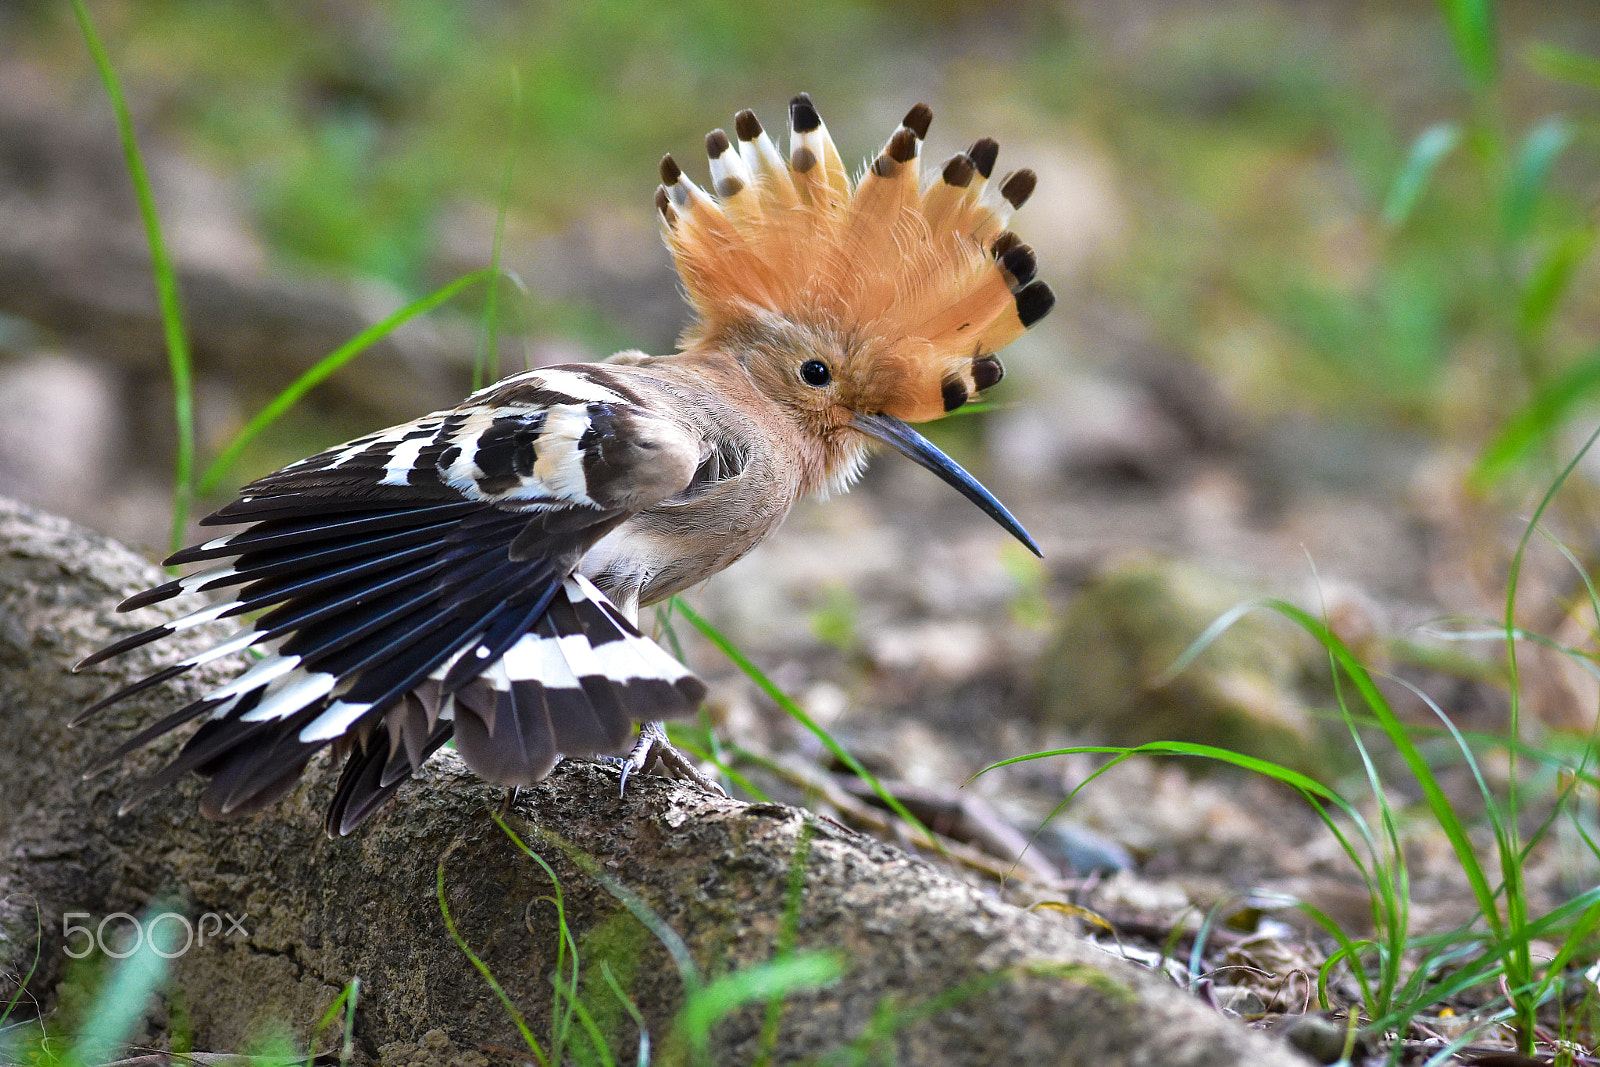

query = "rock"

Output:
[[0, 497, 1312, 1065], [1034, 557, 1329, 774]]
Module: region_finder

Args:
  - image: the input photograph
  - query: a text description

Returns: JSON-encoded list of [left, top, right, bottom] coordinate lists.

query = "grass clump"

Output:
[[981, 432, 1600, 1059]]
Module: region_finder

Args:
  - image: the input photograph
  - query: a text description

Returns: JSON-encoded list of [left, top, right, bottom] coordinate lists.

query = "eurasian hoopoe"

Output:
[[76, 94, 1053, 837]]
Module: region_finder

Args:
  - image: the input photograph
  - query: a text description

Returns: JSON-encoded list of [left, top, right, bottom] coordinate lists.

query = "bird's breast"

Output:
[[580, 465, 800, 610]]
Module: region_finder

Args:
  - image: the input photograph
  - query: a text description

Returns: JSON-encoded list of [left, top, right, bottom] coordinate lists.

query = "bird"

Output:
[[75, 94, 1054, 837]]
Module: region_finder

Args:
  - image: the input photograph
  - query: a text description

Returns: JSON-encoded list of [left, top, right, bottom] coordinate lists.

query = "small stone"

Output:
[[1033, 558, 1327, 775], [377, 1042, 416, 1067], [1275, 1013, 1361, 1064]]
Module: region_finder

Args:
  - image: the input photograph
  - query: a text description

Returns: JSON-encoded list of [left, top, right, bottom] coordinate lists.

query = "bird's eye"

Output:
[[800, 359, 831, 387]]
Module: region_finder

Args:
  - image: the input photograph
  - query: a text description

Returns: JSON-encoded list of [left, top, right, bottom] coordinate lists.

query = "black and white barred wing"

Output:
[[75, 368, 707, 833], [325, 573, 704, 836]]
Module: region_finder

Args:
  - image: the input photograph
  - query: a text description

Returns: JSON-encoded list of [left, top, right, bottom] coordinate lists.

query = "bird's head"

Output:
[[659, 95, 1052, 555]]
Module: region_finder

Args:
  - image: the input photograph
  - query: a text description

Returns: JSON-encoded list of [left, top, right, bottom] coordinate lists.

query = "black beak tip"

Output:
[[852, 412, 1042, 558]]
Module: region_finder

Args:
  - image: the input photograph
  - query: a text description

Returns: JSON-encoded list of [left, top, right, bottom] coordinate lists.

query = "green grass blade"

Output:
[[757, 821, 817, 1066], [491, 815, 584, 1052], [1336, 711, 1409, 1015], [1526, 41, 1600, 92], [666, 733, 771, 802], [1366, 887, 1600, 1031], [1422, 620, 1600, 700], [1502, 117, 1574, 241], [1152, 598, 1265, 684], [1299, 789, 1382, 899], [671, 597, 943, 850], [474, 69, 523, 392], [1388, 927, 1484, 1013], [1419, 1022, 1510, 1067], [310, 978, 361, 1067], [1533, 894, 1600, 995], [1519, 224, 1598, 342], [529, 824, 702, 994], [1268, 600, 1504, 931], [999, 748, 1148, 877], [1299, 900, 1378, 1014], [979, 741, 1344, 802], [977, 742, 1373, 895], [1385, 674, 1514, 874], [653, 603, 739, 795], [815, 971, 1010, 1066], [553, 989, 619, 1067], [1381, 123, 1462, 229], [0, 899, 41, 1029], [436, 849, 550, 1066], [598, 961, 651, 1067], [197, 268, 492, 496], [675, 953, 845, 1060], [1493, 423, 1600, 1047], [1472, 343, 1600, 487], [70, 0, 196, 554], [70, 901, 183, 1067], [1436, 0, 1500, 91]]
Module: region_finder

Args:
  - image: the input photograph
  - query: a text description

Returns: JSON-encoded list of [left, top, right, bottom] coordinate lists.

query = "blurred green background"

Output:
[[1, 0, 1596, 531]]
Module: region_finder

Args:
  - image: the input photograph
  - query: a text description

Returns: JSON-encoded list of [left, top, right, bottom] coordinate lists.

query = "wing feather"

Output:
[[79, 367, 709, 832]]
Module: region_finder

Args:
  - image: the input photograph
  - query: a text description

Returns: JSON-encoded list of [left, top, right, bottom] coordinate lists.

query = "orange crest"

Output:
[[657, 94, 1054, 423]]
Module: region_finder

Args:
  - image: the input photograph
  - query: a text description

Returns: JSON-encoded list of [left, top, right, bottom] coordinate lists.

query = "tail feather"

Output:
[[82, 472, 697, 829], [113, 707, 275, 815], [82, 700, 216, 777], [445, 575, 703, 788], [383, 690, 441, 776], [325, 721, 453, 837], [200, 751, 311, 821], [208, 717, 329, 817]]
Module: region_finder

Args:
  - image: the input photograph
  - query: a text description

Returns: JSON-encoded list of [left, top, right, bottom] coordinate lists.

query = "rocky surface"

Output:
[[0, 498, 1311, 1065]]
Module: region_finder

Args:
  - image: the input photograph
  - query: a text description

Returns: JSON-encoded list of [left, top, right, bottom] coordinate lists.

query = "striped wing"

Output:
[[77, 368, 707, 833], [327, 573, 702, 835]]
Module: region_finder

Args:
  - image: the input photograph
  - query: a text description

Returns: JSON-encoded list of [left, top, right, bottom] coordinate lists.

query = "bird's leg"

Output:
[[641, 722, 728, 795], [598, 721, 727, 798], [640, 723, 732, 796], [499, 785, 522, 816], [500, 755, 567, 814], [589, 587, 728, 797]]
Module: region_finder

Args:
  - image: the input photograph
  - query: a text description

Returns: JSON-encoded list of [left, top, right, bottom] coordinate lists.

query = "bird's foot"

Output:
[[599, 721, 727, 798]]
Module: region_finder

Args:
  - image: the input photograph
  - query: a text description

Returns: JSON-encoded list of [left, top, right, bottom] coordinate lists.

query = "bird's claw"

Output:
[[598, 722, 727, 798]]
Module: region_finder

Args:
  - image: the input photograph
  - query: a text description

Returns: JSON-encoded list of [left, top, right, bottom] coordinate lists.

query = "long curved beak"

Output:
[[853, 412, 1042, 557]]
